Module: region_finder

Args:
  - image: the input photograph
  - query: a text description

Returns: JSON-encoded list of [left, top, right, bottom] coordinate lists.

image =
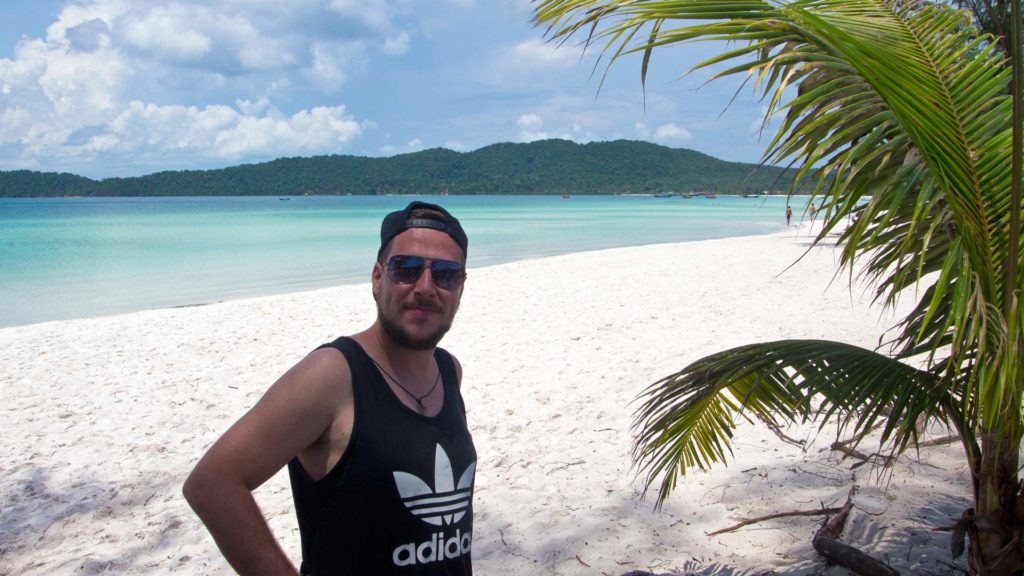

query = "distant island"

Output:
[[0, 139, 813, 197]]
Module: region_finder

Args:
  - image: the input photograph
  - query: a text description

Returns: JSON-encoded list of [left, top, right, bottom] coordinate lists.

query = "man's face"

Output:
[[372, 228, 465, 350]]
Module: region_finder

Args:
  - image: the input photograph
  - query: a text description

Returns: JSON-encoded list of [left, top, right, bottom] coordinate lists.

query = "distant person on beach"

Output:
[[184, 201, 475, 575], [809, 203, 817, 222], [786, 205, 793, 225]]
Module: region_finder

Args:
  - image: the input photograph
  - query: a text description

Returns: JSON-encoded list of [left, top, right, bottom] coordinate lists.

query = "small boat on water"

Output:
[[742, 193, 761, 198], [561, 194, 570, 199], [705, 194, 717, 199], [653, 192, 675, 198]]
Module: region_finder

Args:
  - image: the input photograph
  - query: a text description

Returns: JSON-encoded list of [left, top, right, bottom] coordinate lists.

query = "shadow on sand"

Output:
[[473, 453, 970, 576], [1, 463, 189, 575]]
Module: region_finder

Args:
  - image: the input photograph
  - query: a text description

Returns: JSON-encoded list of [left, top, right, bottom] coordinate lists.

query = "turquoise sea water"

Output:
[[0, 194, 808, 327]]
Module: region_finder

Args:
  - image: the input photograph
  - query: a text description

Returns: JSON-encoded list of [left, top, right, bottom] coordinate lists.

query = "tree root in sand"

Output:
[[624, 486, 901, 576]]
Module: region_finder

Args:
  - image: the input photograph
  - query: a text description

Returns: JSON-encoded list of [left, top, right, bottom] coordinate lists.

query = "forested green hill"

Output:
[[0, 139, 809, 197]]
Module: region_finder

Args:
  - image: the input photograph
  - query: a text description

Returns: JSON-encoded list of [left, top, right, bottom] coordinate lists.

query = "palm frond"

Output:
[[632, 339, 948, 508]]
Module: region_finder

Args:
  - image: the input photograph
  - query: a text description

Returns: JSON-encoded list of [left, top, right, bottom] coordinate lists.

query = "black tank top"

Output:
[[288, 337, 476, 575]]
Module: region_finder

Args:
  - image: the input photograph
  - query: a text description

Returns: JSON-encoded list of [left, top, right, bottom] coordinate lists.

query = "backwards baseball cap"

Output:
[[378, 201, 468, 259]]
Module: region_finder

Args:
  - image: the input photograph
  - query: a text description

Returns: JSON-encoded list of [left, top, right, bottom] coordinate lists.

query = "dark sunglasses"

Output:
[[385, 255, 466, 290]]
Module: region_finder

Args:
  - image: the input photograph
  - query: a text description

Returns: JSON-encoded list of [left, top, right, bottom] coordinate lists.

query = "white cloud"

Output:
[[235, 97, 272, 116], [517, 128, 574, 143], [0, 0, 414, 176], [383, 32, 410, 55], [8, 100, 364, 171], [307, 41, 365, 91], [120, 5, 213, 62], [64, 18, 112, 52], [212, 105, 363, 159], [517, 113, 543, 129], [511, 108, 604, 145], [116, 5, 303, 73], [0, 20, 365, 173], [42, 0, 126, 47], [516, 131, 547, 142], [1, 25, 128, 131], [378, 137, 425, 155], [654, 123, 693, 142], [329, 0, 392, 32], [325, 0, 411, 56], [467, 37, 591, 96], [516, 113, 561, 141], [510, 38, 580, 67]]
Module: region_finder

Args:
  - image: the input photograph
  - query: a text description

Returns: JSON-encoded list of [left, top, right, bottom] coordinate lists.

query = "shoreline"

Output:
[[5, 225, 807, 330], [0, 223, 967, 575], [1, 194, 806, 329]]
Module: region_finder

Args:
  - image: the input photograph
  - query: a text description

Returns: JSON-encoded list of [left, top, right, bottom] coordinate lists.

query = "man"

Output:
[[184, 201, 476, 575]]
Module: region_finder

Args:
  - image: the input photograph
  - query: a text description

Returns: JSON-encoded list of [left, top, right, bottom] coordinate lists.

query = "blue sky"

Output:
[[0, 1, 772, 179]]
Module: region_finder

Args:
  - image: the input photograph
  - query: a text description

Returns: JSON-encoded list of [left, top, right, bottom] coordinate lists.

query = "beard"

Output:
[[377, 302, 453, 350]]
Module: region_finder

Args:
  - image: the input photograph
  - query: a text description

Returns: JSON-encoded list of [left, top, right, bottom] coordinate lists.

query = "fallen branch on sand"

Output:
[[756, 413, 807, 447], [812, 487, 900, 576], [701, 486, 900, 576], [706, 505, 843, 536], [549, 459, 586, 473], [914, 434, 959, 448], [829, 432, 958, 470], [830, 441, 896, 469]]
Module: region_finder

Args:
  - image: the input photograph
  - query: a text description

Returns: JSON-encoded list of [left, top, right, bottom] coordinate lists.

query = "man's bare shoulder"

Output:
[[282, 343, 361, 481], [228, 343, 355, 456], [301, 344, 350, 379], [274, 344, 353, 402], [185, 343, 355, 494]]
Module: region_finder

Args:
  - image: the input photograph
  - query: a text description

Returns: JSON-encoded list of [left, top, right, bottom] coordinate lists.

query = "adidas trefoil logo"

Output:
[[393, 444, 475, 526]]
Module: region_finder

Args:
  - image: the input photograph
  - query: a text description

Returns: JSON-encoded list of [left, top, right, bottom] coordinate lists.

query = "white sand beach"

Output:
[[0, 224, 970, 575]]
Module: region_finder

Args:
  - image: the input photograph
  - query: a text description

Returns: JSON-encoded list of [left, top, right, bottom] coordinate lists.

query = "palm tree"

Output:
[[534, 0, 1022, 573]]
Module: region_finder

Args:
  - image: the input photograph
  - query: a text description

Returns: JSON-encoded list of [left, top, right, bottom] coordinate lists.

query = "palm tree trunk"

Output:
[[970, 437, 1024, 574]]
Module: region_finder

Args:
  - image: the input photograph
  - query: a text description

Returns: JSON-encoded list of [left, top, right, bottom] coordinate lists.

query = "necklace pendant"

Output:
[[369, 356, 439, 416]]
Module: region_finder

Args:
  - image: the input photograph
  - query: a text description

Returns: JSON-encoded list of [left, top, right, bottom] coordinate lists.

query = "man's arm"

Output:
[[183, 347, 351, 575]]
